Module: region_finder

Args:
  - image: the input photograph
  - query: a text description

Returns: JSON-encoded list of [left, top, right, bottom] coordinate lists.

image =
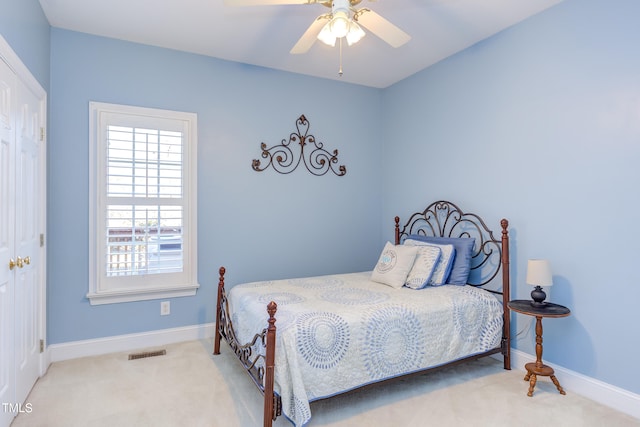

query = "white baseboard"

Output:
[[47, 323, 215, 363], [510, 349, 640, 420]]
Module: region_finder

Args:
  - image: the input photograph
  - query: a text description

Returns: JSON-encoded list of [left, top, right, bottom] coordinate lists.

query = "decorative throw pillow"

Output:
[[404, 239, 455, 286], [371, 242, 419, 289], [405, 245, 442, 289], [407, 235, 475, 285]]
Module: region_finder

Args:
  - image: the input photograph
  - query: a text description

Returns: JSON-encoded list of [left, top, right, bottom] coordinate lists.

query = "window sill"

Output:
[[87, 283, 199, 305]]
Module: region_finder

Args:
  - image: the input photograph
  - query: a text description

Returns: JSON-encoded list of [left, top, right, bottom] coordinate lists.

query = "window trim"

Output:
[[87, 102, 198, 305]]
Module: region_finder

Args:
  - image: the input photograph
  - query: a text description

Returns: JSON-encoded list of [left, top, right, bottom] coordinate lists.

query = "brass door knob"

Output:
[[8, 256, 29, 270]]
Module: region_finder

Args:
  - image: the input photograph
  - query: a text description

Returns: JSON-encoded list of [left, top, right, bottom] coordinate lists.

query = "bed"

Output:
[[214, 200, 511, 427]]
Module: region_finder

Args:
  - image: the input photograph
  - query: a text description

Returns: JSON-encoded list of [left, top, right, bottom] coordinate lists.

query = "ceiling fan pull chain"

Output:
[[338, 37, 343, 77]]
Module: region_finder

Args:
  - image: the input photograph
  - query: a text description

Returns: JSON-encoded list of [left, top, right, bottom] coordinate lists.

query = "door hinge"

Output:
[[40, 233, 44, 247], [40, 127, 45, 141], [40, 339, 44, 353]]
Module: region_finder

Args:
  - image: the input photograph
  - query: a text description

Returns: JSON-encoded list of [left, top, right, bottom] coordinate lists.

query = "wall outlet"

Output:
[[160, 301, 170, 316]]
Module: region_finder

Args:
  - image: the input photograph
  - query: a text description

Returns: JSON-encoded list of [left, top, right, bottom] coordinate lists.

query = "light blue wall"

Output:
[[0, 0, 50, 91], [381, 0, 640, 394], [47, 29, 383, 345]]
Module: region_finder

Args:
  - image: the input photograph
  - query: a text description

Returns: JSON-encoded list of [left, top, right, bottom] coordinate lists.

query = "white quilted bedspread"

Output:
[[227, 271, 503, 427]]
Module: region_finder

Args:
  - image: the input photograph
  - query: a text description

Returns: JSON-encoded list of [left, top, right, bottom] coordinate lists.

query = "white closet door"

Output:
[[0, 39, 46, 427], [14, 76, 43, 404], [0, 56, 17, 427]]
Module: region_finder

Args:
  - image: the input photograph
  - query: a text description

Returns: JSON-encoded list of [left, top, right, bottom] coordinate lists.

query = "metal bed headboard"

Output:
[[394, 200, 509, 292]]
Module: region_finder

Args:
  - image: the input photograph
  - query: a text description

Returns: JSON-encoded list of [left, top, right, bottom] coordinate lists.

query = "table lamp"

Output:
[[526, 259, 553, 307]]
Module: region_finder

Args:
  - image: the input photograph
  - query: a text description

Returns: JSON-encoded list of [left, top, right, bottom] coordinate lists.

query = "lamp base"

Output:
[[530, 285, 547, 307]]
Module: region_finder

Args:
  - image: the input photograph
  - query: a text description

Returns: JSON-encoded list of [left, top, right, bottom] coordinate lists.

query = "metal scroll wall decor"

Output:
[[251, 114, 347, 176]]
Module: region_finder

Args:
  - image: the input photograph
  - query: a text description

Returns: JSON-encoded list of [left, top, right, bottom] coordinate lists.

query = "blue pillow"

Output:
[[404, 240, 455, 286], [406, 235, 475, 285]]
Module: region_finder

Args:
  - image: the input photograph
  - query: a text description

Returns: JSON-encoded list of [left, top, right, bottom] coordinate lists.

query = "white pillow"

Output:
[[404, 239, 455, 286], [371, 242, 418, 289], [405, 245, 442, 289]]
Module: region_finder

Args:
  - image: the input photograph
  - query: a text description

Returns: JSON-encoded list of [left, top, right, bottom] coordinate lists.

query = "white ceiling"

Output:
[[39, 0, 563, 88]]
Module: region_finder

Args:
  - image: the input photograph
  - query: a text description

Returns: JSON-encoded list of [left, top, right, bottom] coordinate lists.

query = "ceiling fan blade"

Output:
[[290, 15, 330, 54], [224, 0, 320, 6], [355, 9, 411, 48]]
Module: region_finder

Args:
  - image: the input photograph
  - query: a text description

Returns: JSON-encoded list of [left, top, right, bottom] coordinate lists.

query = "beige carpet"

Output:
[[11, 340, 640, 427]]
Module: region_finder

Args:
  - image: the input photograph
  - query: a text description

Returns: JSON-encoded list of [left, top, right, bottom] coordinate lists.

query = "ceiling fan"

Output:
[[223, 0, 411, 54]]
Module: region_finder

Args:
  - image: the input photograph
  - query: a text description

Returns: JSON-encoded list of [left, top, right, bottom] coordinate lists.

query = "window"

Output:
[[88, 102, 198, 305]]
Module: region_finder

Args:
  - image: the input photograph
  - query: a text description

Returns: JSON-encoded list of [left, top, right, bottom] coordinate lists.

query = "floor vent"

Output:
[[128, 349, 166, 360]]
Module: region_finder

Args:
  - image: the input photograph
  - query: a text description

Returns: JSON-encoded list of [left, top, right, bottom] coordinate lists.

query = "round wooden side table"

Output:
[[508, 299, 571, 397]]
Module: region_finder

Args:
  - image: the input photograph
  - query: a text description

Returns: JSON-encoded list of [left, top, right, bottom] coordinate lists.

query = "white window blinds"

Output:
[[105, 126, 184, 276]]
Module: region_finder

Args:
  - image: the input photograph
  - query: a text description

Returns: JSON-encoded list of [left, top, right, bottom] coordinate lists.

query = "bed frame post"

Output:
[[394, 216, 400, 245], [500, 219, 511, 370], [264, 302, 278, 427], [214, 266, 225, 355]]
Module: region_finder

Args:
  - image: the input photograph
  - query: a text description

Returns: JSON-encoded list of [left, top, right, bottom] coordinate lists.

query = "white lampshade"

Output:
[[317, 23, 337, 46], [330, 11, 350, 38], [526, 259, 553, 287], [346, 21, 365, 46]]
